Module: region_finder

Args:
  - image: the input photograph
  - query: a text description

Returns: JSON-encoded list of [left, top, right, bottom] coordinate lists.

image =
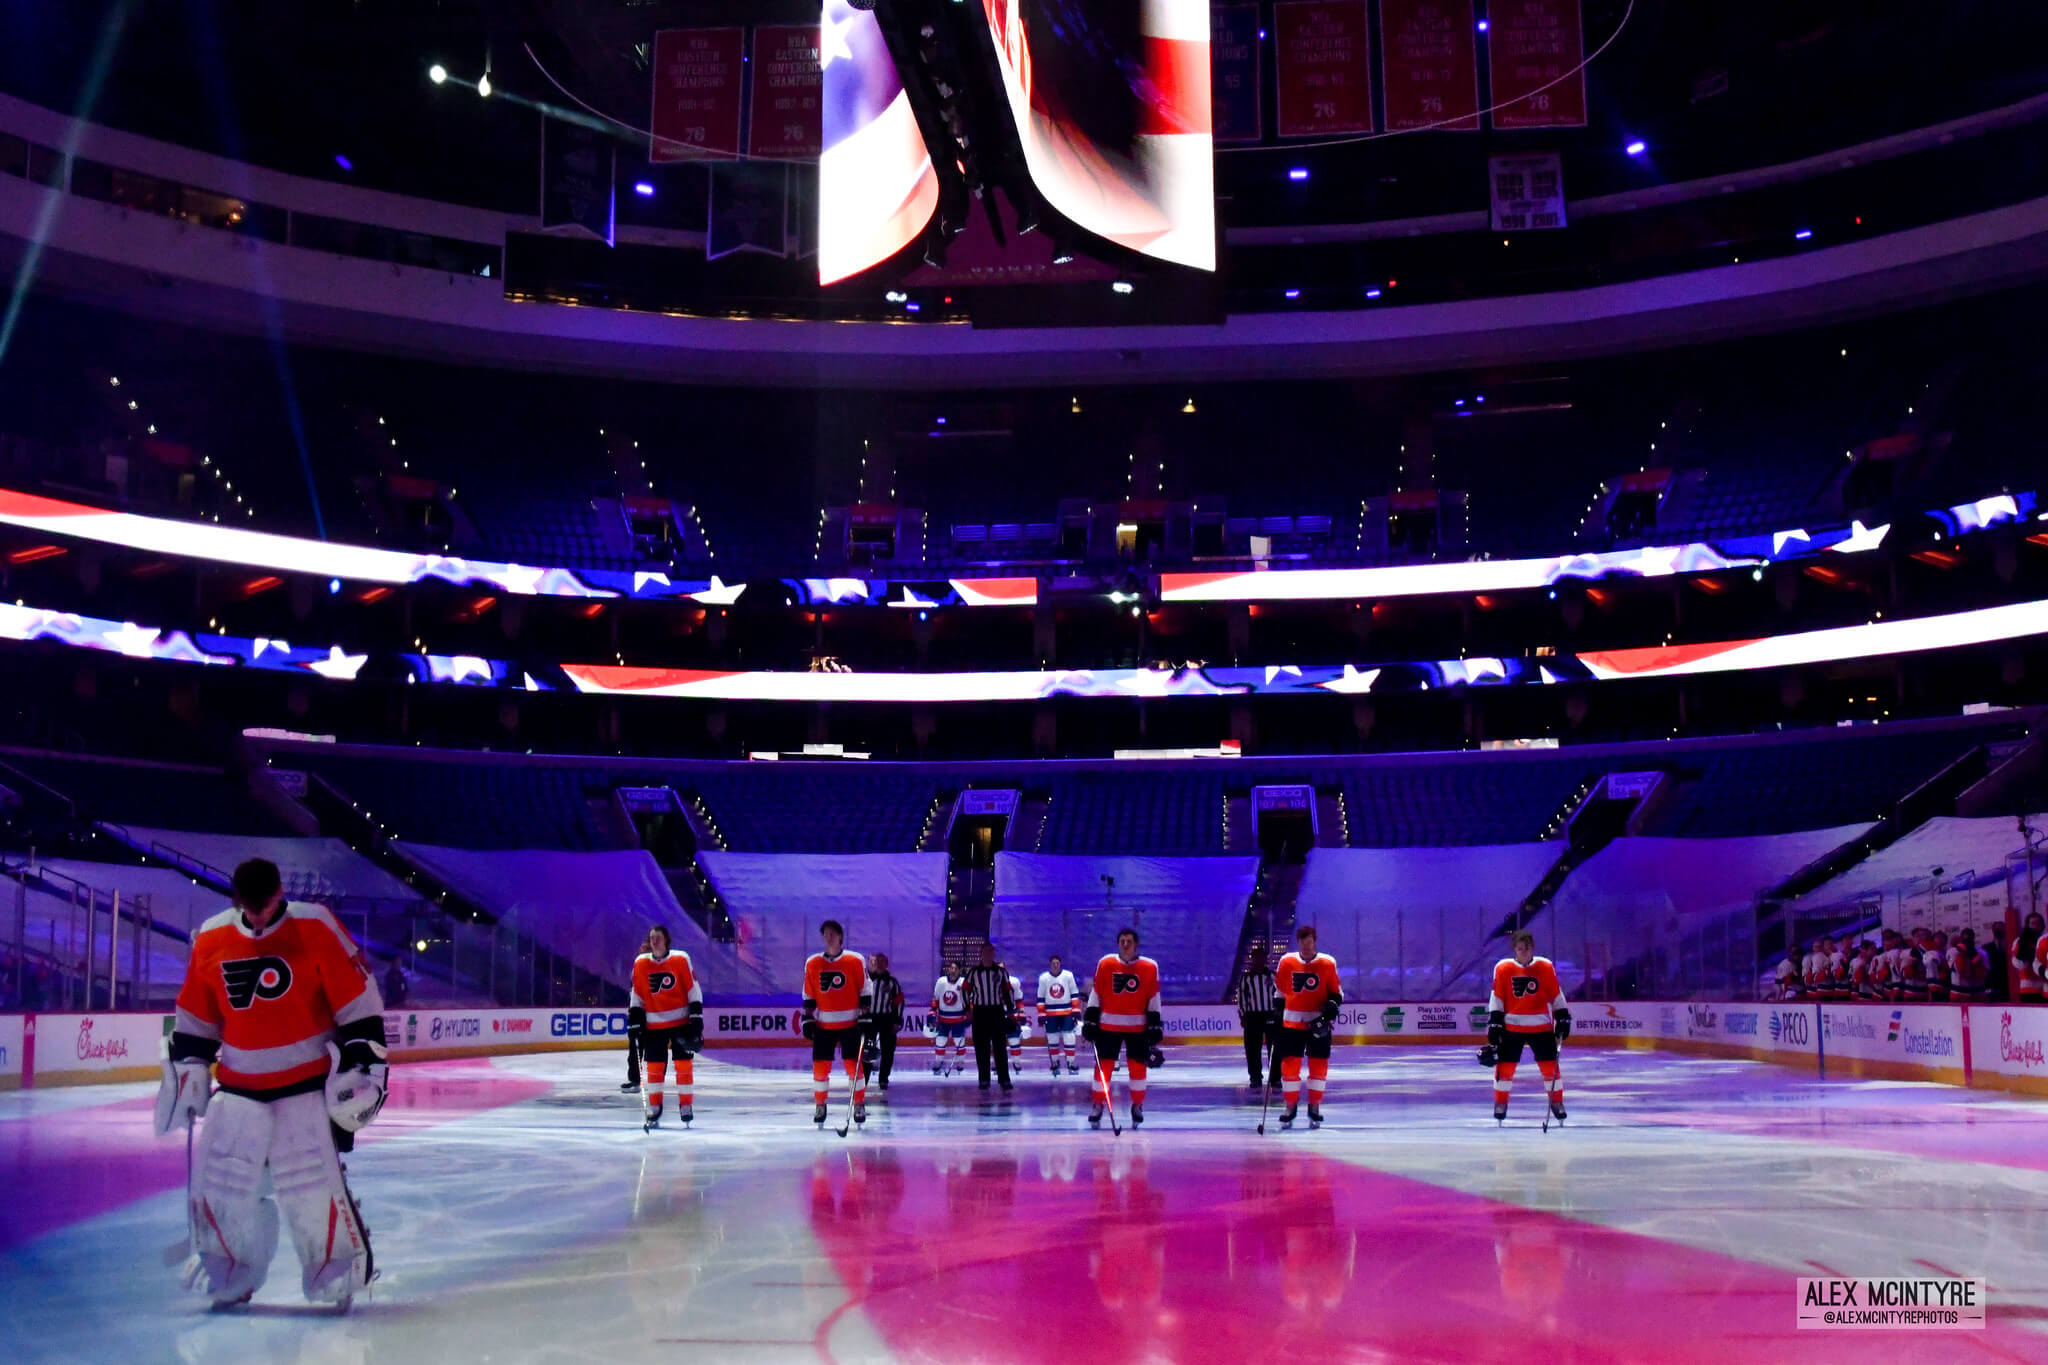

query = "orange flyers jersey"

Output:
[[631, 950, 702, 1028], [175, 902, 383, 1093], [1088, 954, 1162, 1033], [1489, 957, 1566, 1032], [1274, 951, 1342, 1030], [804, 950, 871, 1030]]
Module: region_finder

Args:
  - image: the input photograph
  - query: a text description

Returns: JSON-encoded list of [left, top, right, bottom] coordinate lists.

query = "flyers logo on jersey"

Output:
[[221, 956, 293, 1009], [817, 970, 848, 992], [1290, 971, 1321, 992], [1110, 972, 1142, 994], [1510, 977, 1543, 998], [647, 971, 678, 993]]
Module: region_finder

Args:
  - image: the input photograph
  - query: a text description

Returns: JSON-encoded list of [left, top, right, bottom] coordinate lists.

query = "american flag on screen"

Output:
[[818, 0, 940, 285]]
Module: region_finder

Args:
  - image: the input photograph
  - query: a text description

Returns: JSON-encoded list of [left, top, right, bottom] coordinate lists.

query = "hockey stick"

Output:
[[1255, 1033, 1275, 1135], [1102, 1040, 1122, 1137], [836, 1033, 867, 1138]]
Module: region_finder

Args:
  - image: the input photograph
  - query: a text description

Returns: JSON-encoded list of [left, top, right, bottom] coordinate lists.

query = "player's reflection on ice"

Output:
[[804, 1143, 1366, 1357]]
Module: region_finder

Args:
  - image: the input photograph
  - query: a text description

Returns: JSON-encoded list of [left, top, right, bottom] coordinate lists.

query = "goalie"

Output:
[[155, 858, 389, 1310]]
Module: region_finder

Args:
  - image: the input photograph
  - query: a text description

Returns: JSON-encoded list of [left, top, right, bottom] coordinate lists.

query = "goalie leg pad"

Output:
[[267, 1091, 373, 1304], [192, 1093, 279, 1305]]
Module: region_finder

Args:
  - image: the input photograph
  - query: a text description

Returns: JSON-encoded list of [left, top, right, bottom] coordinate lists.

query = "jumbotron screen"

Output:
[[818, 0, 941, 285], [983, 0, 1216, 271]]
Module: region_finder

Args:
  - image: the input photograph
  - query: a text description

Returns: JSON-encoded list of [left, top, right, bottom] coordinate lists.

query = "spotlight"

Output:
[[328, 579, 342, 595], [1624, 140, 1646, 157], [1794, 228, 1813, 240], [477, 72, 492, 98], [1284, 288, 1301, 299], [1111, 281, 1134, 295], [633, 181, 655, 197], [334, 154, 354, 171], [429, 64, 448, 85], [1052, 250, 1075, 265], [1477, 19, 1489, 31], [1288, 167, 1309, 181]]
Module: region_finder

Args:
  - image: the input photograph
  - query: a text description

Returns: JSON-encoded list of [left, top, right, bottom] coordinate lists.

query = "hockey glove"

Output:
[[153, 1057, 212, 1137], [324, 1040, 389, 1134], [922, 1017, 938, 1039], [1487, 1009, 1507, 1050], [1319, 997, 1341, 1022], [1476, 1043, 1500, 1069], [1309, 1015, 1334, 1043], [1142, 1013, 1164, 1052], [628, 1004, 647, 1031], [1146, 1045, 1166, 1068], [681, 1017, 705, 1056], [1553, 1008, 1572, 1043], [801, 1018, 819, 1042]]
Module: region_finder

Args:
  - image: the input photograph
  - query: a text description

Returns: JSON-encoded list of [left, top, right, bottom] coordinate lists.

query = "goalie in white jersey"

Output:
[[1038, 955, 1083, 1076]]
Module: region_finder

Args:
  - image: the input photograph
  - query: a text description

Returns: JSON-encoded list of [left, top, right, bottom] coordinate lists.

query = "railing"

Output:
[[1, 860, 173, 1010]]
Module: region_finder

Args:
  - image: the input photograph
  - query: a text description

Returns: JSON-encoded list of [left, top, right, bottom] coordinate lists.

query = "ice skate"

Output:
[[1129, 1102, 1143, 1127], [678, 1103, 693, 1126], [1088, 1103, 1104, 1127], [1279, 1104, 1297, 1129], [1307, 1104, 1324, 1128], [853, 1100, 867, 1126], [812, 1103, 828, 1125], [643, 1107, 661, 1133], [620, 1081, 640, 1094], [1549, 1101, 1567, 1124], [1494, 1101, 1508, 1124]]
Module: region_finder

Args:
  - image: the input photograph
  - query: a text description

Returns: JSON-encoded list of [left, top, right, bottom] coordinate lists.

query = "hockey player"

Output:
[[154, 858, 387, 1310], [930, 962, 970, 1076], [1038, 954, 1082, 1076], [630, 925, 704, 1130], [1487, 930, 1570, 1124], [1006, 971, 1030, 1074], [1272, 924, 1342, 1129], [803, 920, 873, 1126], [1083, 927, 1162, 1128]]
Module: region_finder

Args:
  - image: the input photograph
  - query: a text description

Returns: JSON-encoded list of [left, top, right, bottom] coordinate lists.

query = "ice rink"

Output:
[[3, 1043, 2046, 1364]]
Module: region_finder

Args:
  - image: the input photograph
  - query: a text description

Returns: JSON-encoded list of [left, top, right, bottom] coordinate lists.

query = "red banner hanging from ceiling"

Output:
[[1379, 0, 1480, 132], [650, 27, 745, 162], [1274, 1, 1375, 139], [747, 24, 823, 160], [1486, 0, 1588, 130]]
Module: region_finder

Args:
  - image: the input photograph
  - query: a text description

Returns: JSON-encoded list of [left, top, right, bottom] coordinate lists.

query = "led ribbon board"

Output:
[[10, 595, 2044, 703], [0, 487, 2027, 611]]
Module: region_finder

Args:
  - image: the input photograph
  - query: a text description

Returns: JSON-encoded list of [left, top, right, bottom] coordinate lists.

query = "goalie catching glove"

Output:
[[324, 1038, 389, 1134]]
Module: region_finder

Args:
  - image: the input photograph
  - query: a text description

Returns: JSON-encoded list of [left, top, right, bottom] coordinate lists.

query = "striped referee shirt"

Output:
[[870, 972, 905, 1020], [965, 962, 1015, 1010], [1237, 970, 1277, 1019]]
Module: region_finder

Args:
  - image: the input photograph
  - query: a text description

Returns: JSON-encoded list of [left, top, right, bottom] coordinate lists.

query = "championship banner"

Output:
[[1488, 150, 1566, 231], [650, 27, 745, 161], [707, 160, 790, 259], [539, 118, 616, 246], [1379, 0, 1480, 131], [1274, 1, 1374, 138], [747, 24, 823, 160], [1209, 3, 1264, 144], [1486, 0, 1588, 130]]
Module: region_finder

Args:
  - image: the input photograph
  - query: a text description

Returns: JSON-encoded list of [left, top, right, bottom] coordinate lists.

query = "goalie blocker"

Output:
[[156, 859, 388, 1309]]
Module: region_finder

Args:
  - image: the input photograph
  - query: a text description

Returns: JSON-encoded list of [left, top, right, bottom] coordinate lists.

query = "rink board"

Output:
[[2, 1000, 2040, 1091]]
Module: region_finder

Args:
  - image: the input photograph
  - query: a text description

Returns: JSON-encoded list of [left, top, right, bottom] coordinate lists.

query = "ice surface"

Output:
[[3, 1045, 2045, 1363]]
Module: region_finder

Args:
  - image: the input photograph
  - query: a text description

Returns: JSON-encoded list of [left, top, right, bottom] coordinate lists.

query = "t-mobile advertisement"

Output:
[[981, 0, 1215, 271]]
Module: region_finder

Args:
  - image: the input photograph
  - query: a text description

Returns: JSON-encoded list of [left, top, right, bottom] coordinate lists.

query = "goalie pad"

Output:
[[189, 1091, 373, 1306]]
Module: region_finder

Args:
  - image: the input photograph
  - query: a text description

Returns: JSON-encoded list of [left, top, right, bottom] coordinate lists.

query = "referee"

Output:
[[868, 952, 905, 1091], [1238, 942, 1282, 1099], [966, 942, 1016, 1093]]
